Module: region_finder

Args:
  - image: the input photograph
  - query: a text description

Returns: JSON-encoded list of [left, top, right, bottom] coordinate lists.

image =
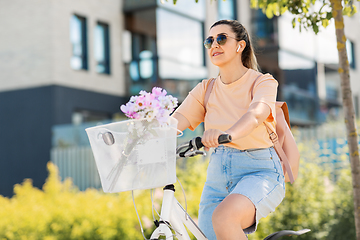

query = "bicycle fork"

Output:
[[150, 184, 208, 240]]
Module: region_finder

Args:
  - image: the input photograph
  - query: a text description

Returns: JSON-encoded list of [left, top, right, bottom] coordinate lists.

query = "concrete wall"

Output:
[[51, 0, 125, 96], [0, 0, 53, 91], [0, 0, 125, 96]]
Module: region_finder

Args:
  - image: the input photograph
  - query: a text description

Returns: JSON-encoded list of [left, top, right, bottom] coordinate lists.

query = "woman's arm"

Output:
[[172, 112, 191, 133], [201, 102, 271, 149], [226, 102, 271, 139]]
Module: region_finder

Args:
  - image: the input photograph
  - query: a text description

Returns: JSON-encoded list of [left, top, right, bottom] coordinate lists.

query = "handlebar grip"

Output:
[[194, 137, 203, 149], [218, 134, 232, 144], [194, 134, 232, 149]]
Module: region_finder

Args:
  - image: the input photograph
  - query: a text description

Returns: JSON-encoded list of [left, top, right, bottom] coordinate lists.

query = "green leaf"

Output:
[[173, 0, 177, 5], [313, 23, 319, 34], [292, 18, 296, 28], [326, 11, 333, 20]]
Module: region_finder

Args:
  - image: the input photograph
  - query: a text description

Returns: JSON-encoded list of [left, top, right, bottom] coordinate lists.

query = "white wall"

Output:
[[51, 0, 125, 96], [0, 0, 53, 91], [344, 2, 360, 109], [0, 0, 125, 96]]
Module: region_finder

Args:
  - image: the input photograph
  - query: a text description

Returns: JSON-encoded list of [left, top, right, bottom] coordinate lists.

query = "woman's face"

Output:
[[206, 24, 240, 67]]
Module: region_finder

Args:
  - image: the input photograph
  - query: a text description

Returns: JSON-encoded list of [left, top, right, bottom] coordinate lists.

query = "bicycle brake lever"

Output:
[[176, 142, 191, 155], [184, 150, 206, 158]]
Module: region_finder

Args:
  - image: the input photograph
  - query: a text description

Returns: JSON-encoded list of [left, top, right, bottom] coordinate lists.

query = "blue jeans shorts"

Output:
[[198, 145, 285, 239]]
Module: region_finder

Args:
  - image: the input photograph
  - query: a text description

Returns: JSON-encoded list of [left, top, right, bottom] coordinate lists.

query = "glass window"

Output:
[[279, 50, 321, 124], [94, 22, 111, 74], [126, 32, 157, 95], [157, 0, 205, 21], [218, 0, 236, 20], [279, 50, 315, 71], [252, 9, 276, 47], [346, 40, 356, 69], [156, 8, 206, 80], [70, 15, 88, 70]]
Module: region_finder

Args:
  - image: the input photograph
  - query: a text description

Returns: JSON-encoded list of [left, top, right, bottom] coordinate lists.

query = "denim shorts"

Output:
[[198, 145, 285, 239]]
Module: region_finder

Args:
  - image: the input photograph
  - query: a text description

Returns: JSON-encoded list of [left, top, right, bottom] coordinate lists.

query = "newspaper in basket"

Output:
[[85, 117, 178, 193]]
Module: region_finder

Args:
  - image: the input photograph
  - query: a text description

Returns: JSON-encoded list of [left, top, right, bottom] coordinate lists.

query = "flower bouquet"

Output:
[[102, 87, 178, 192]]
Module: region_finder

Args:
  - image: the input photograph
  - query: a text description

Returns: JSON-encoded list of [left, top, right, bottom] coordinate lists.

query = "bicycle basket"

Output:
[[85, 117, 178, 193]]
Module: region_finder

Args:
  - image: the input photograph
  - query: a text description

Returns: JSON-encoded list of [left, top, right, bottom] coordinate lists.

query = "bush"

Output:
[[250, 142, 355, 240], [326, 168, 355, 240], [0, 163, 152, 239], [0, 143, 355, 239], [0, 158, 207, 240]]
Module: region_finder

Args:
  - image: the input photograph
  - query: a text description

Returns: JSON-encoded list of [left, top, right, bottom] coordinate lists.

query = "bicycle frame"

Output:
[[150, 184, 207, 240], [147, 134, 310, 240]]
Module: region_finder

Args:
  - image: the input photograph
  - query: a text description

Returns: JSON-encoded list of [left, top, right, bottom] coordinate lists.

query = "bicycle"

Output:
[[145, 134, 310, 240]]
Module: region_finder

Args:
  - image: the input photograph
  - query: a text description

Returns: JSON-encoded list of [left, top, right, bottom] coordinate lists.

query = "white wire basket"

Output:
[[85, 117, 178, 193]]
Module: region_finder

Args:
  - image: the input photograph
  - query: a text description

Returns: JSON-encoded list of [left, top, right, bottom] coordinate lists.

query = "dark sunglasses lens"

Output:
[[217, 34, 227, 45], [204, 38, 213, 49]]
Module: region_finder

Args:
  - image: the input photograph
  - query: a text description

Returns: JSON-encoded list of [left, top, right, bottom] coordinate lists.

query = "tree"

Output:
[[250, 0, 360, 238]]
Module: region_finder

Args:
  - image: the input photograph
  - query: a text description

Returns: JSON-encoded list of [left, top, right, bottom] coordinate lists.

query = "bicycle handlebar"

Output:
[[193, 134, 232, 149], [176, 134, 232, 158]]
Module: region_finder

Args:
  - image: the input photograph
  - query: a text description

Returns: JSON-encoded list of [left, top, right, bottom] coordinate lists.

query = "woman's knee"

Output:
[[212, 194, 256, 229]]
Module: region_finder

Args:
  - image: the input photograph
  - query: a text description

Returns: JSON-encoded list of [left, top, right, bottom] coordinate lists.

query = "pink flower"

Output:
[[120, 87, 177, 123], [136, 96, 146, 109], [152, 87, 167, 97]]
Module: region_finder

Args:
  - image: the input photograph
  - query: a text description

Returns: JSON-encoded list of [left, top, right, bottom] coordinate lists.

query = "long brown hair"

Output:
[[210, 20, 259, 71]]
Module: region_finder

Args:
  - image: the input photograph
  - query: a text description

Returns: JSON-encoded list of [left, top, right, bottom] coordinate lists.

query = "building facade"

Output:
[[0, 0, 359, 195], [0, 0, 126, 196]]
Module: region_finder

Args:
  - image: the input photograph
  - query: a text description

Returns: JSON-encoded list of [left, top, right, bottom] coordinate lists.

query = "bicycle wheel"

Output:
[[264, 229, 311, 240]]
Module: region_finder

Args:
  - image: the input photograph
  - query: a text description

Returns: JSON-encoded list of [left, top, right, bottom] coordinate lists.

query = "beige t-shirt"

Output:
[[175, 69, 278, 150]]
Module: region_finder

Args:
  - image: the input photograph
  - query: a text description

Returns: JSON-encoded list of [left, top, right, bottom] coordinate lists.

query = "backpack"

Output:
[[204, 76, 300, 184]]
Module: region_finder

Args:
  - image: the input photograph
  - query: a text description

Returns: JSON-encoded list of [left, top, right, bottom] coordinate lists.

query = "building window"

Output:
[[95, 22, 111, 74], [218, 0, 236, 20], [252, 9, 276, 47], [156, 8, 206, 80], [347, 40, 356, 69], [70, 15, 88, 70]]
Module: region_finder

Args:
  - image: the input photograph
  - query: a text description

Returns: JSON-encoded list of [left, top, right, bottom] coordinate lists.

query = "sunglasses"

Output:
[[203, 34, 238, 49]]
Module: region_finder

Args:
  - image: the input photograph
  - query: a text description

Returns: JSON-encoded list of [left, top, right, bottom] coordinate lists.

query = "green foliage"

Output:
[[0, 144, 356, 239], [326, 168, 355, 240], [250, 0, 359, 34], [249, 141, 355, 240], [0, 163, 152, 239], [0, 159, 207, 240]]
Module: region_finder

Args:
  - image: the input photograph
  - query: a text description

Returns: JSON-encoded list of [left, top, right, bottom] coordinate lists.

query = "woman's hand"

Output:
[[201, 129, 228, 151]]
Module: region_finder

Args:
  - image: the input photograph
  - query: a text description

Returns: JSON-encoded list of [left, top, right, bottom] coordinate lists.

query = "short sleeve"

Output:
[[250, 74, 278, 122], [174, 80, 209, 130]]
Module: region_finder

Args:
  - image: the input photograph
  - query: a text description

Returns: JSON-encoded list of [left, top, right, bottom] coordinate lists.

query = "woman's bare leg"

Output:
[[212, 194, 256, 240]]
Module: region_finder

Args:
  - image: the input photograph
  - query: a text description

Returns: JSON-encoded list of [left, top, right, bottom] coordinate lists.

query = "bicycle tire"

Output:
[[264, 229, 310, 240]]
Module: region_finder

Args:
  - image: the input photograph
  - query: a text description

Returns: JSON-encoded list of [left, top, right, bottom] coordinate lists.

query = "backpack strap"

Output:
[[264, 115, 295, 184], [251, 75, 295, 183], [204, 78, 215, 111]]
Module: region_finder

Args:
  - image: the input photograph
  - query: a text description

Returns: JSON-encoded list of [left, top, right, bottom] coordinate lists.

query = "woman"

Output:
[[172, 20, 285, 240]]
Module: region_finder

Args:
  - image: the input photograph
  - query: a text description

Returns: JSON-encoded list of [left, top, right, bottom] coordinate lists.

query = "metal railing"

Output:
[[51, 146, 101, 191], [50, 122, 354, 190]]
